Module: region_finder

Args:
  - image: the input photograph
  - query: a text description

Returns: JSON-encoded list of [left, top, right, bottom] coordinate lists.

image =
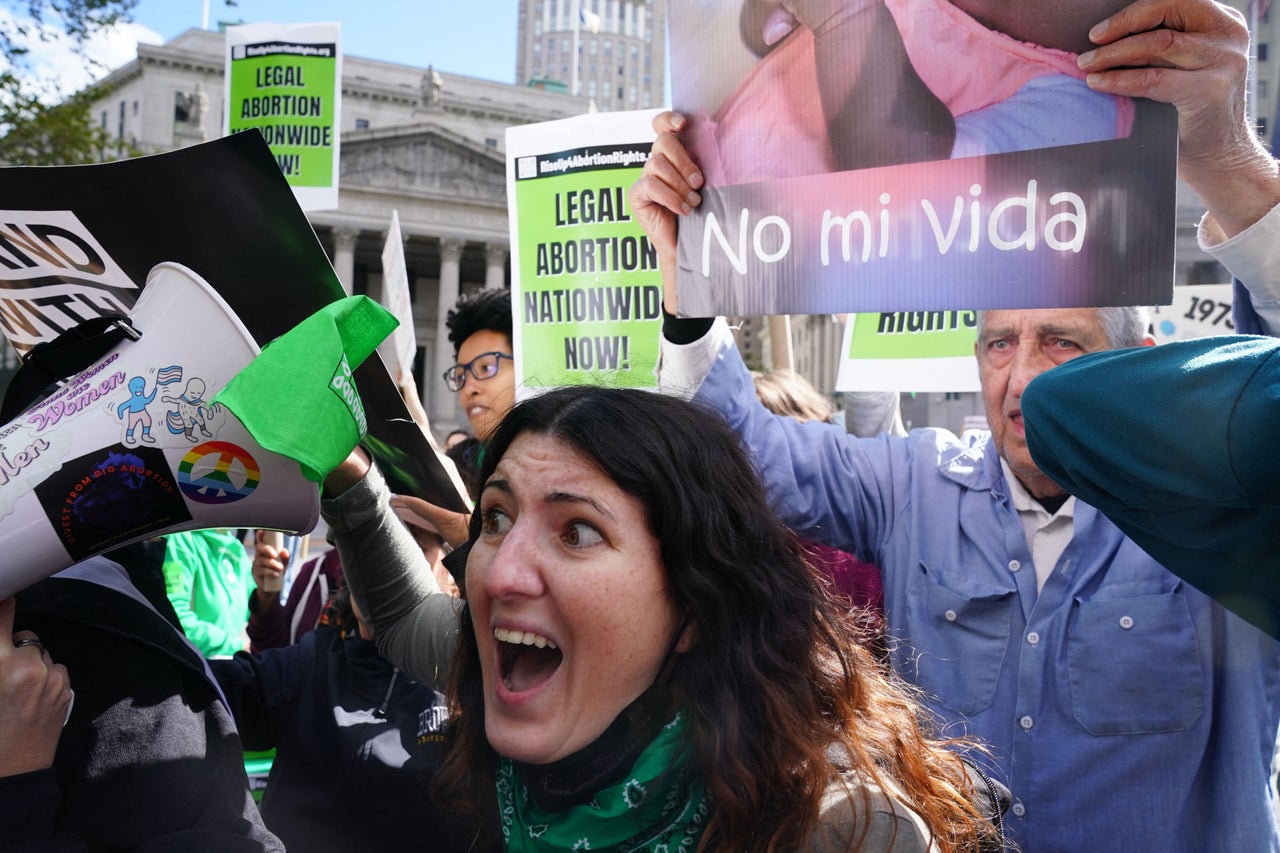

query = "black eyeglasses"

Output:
[[443, 351, 513, 392]]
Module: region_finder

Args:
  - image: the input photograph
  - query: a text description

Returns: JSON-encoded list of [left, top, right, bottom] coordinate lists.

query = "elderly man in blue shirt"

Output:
[[631, 1, 1280, 850]]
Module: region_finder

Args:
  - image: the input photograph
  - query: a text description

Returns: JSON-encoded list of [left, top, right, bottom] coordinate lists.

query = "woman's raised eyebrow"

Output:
[[480, 478, 511, 498], [544, 491, 615, 520]]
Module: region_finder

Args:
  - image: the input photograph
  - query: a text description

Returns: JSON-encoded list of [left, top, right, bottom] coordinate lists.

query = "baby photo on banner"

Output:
[[506, 110, 663, 395], [667, 0, 1177, 317]]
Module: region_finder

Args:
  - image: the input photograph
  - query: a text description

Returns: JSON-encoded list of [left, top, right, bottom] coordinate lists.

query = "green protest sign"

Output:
[[225, 22, 341, 211], [507, 111, 662, 393], [837, 311, 979, 392]]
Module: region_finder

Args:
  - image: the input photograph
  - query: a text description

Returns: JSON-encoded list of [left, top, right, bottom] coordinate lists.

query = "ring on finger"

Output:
[[14, 637, 45, 653]]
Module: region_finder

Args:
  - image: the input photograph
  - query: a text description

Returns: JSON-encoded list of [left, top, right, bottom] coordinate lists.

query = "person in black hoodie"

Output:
[[1, 556, 281, 852], [211, 580, 467, 851]]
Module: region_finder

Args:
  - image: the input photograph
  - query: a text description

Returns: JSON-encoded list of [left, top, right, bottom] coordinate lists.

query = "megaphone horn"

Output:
[[0, 262, 319, 598]]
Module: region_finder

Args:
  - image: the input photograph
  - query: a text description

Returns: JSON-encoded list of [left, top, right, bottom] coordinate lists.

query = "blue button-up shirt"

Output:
[[693, 340, 1280, 852]]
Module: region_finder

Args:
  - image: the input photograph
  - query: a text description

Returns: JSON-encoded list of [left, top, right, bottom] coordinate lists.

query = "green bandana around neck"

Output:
[[213, 295, 397, 482], [497, 710, 710, 852]]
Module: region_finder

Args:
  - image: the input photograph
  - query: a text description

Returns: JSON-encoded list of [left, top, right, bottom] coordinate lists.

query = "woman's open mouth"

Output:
[[494, 627, 563, 693]]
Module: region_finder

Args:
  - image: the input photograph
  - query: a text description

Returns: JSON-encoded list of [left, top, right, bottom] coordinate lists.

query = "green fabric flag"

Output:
[[213, 296, 398, 482]]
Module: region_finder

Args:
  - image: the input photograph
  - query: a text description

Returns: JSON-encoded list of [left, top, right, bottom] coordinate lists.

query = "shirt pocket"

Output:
[[909, 562, 1015, 716], [1067, 590, 1205, 735]]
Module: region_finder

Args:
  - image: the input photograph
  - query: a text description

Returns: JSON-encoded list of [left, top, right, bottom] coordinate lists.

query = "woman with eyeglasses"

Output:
[[386, 288, 518, 553], [443, 288, 516, 444]]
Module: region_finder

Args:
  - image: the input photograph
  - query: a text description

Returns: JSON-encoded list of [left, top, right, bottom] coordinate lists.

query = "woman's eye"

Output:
[[480, 507, 512, 536], [563, 521, 604, 548]]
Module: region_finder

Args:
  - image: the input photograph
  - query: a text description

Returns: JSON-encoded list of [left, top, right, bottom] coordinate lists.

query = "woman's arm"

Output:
[[322, 451, 462, 687]]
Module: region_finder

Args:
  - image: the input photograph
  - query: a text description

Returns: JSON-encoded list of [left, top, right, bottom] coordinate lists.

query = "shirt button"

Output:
[[1008, 559, 1022, 572], [944, 609, 958, 622], [1019, 715, 1034, 730], [1119, 615, 1135, 630], [1026, 631, 1040, 646], [1011, 803, 1026, 818]]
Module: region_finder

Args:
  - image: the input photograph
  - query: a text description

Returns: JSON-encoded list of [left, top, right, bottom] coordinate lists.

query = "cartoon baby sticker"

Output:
[[116, 375, 157, 446], [162, 377, 220, 443]]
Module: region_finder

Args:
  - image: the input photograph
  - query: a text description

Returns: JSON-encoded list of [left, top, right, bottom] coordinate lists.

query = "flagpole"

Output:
[[570, 0, 581, 97], [202, 0, 210, 30]]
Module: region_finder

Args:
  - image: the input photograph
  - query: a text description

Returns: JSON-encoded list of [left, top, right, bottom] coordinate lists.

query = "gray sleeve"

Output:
[[842, 391, 907, 439], [320, 463, 463, 687]]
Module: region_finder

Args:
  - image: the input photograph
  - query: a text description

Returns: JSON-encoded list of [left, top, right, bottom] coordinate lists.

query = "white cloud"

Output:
[[1, 8, 162, 102]]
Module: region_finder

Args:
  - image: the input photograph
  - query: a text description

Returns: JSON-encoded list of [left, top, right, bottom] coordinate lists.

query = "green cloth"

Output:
[[497, 710, 709, 852], [1023, 335, 1280, 638], [161, 529, 253, 657], [213, 296, 397, 482]]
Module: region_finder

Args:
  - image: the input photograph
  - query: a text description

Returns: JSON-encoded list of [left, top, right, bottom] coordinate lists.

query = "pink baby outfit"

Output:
[[885, 0, 1134, 147], [687, 0, 1132, 186]]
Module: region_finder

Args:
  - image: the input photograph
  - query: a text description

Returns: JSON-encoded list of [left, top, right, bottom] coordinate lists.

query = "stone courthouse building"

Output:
[[86, 27, 590, 434]]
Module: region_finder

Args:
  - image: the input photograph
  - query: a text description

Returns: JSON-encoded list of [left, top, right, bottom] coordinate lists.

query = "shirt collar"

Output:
[[1001, 458, 1076, 521]]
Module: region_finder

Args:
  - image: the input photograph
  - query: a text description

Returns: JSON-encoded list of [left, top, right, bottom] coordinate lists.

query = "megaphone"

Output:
[[0, 262, 319, 598]]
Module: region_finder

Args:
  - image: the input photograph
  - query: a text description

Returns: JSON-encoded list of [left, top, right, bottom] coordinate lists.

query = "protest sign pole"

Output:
[[769, 315, 794, 371]]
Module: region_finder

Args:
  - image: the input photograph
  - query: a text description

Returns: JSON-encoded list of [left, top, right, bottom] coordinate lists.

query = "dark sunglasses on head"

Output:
[[443, 351, 513, 392]]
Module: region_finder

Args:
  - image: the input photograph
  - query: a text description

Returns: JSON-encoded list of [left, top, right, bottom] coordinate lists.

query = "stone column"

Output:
[[484, 242, 508, 290], [433, 238, 465, 429], [331, 227, 360, 295]]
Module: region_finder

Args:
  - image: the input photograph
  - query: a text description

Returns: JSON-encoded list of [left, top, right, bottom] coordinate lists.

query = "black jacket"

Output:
[[211, 624, 471, 851], [2, 559, 281, 852]]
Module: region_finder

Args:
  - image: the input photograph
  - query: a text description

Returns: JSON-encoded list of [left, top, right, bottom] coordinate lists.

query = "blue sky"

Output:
[[130, 0, 521, 83]]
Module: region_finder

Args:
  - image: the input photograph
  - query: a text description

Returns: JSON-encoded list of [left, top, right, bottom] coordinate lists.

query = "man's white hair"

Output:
[[975, 307, 1150, 350]]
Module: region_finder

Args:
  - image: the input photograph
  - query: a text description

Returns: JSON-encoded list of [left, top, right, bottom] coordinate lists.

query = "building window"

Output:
[[629, 85, 637, 103], [1258, 42, 1268, 62], [132, 100, 139, 115], [1259, 117, 1269, 140], [486, 137, 499, 148], [562, 37, 570, 53], [355, 118, 370, 130], [534, 20, 542, 35], [590, 38, 597, 55]]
